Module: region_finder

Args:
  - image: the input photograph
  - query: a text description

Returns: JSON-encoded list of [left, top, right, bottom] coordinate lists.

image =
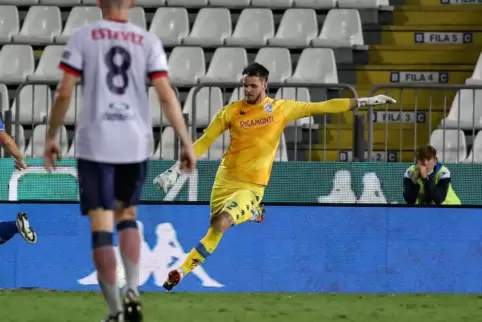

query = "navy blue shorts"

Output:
[[76, 159, 148, 215]]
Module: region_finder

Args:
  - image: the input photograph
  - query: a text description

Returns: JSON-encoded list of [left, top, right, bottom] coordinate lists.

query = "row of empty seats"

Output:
[[0, 45, 338, 84], [0, 6, 364, 48], [0, 0, 388, 9], [429, 129, 482, 163], [12, 124, 289, 161], [1, 84, 315, 127]]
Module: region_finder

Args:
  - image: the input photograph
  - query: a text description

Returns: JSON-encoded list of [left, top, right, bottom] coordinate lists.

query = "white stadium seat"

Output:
[[440, 89, 482, 131], [276, 134, 289, 162], [167, 0, 207, 6], [429, 129, 466, 163], [40, 0, 81, 4], [0, 84, 8, 112], [128, 7, 146, 30], [182, 8, 232, 46], [275, 87, 315, 128], [0, 0, 38, 5], [55, 7, 102, 43], [286, 48, 338, 84], [312, 9, 364, 48], [200, 47, 247, 84], [64, 85, 83, 125], [462, 131, 482, 163], [337, 0, 389, 8], [198, 133, 230, 160], [210, 0, 250, 7], [151, 126, 192, 160], [294, 0, 337, 8], [65, 138, 76, 158], [466, 53, 482, 85], [0, 6, 19, 43], [251, 0, 293, 8], [225, 9, 275, 47], [13, 6, 62, 45], [149, 8, 189, 46], [11, 125, 26, 155], [228, 87, 244, 103], [134, 0, 165, 7], [29, 45, 65, 82], [183, 86, 224, 127], [168, 47, 206, 85], [268, 9, 318, 47], [25, 124, 69, 158], [0, 45, 35, 84], [148, 87, 172, 127], [254, 48, 292, 84], [11, 85, 52, 124]]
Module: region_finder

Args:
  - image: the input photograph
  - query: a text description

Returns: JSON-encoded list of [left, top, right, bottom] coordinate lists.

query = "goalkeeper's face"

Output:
[[243, 75, 267, 105]]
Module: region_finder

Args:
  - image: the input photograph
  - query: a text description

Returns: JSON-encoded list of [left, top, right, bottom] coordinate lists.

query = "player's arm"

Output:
[[0, 122, 27, 170], [192, 107, 230, 158], [421, 171, 451, 205], [403, 168, 420, 204]]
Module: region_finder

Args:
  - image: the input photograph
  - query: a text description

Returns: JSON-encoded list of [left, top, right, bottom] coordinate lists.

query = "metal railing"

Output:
[[369, 84, 482, 163]]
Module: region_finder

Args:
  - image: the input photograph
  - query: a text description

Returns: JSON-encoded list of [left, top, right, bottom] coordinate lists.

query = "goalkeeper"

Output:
[[154, 63, 396, 291], [403, 144, 461, 205]]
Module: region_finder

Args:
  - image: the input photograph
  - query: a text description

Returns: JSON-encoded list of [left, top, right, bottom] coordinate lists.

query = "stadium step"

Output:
[[394, 6, 482, 25], [367, 45, 481, 65]]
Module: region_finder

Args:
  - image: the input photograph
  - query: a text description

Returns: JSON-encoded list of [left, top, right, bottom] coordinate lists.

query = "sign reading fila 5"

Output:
[[390, 72, 448, 84], [414, 32, 473, 44]]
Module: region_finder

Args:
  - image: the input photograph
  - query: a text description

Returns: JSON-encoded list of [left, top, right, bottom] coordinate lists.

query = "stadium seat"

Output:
[[429, 129, 466, 163], [466, 53, 482, 85], [0, 0, 38, 5], [11, 125, 26, 154], [183, 86, 224, 127], [0, 6, 19, 43], [462, 131, 482, 163], [128, 7, 146, 29], [294, 0, 337, 8], [228, 87, 244, 103], [65, 139, 76, 158], [274, 87, 315, 128], [152, 126, 188, 160], [168, 47, 206, 85], [28, 45, 65, 82], [10, 85, 52, 124], [312, 9, 364, 48], [25, 124, 68, 158], [166, 0, 207, 6], [440, 89, 482, 131], [40, 0, 81, 4], [0, 45, 35, 84], [210, 0, 250, 7], [132, 0, 165, 7], [198, 133, 230, 160], [13, 6, 62, 45], [64, 85, 83, 125], [268, 9, 318, 47], [148, 87, 172, 127], [225, 9, 275, 47], [251, 0, 293, 8], [55, 7, 102, 43], [200, 47, 247, 84], [182, 8, 232, 46], [337, 0, 389, 8], [275, 134, 289, 162], [149, 7, 189, 47], [286, 48, 338, 84], [254, 48, 292, 84], [0, 84, 8, 112]]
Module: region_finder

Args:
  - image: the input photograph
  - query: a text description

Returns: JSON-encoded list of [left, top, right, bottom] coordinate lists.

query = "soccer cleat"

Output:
[[16, 212, 37, 244], [162, 269, 182, 291], [101, 312, 124, 322], [253, 204, 265, 223], [123, 289, 142, 322]]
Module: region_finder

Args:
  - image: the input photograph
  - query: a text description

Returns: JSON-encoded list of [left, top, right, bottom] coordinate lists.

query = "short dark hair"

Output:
[[242, 63, 269, 81], [416, 144, 437, 161]]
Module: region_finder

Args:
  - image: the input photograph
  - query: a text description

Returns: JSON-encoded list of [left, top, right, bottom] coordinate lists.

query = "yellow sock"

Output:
[[179, 227, 223, 276]]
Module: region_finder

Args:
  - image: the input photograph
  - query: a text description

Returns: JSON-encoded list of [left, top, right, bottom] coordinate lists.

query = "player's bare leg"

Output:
[[163, 212, 233, 291], [115, 205, 142, 322], [90, 209, 123, 321]]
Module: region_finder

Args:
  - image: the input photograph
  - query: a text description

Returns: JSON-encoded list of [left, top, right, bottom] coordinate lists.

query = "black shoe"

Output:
[[102, 312, 124, 322], [123, 289, 142, 322]]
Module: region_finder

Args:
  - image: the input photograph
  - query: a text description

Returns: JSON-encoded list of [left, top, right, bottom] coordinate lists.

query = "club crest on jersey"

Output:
[[264, 103, 273, 114]]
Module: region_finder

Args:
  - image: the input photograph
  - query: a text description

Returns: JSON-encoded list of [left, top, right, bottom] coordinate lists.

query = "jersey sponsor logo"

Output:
[[78, 221, 224, 289], [62, 50, 71, 60], [264, 103, 273, 113], [103, 102, 133, 121], [414, 32, 472, 44], [91, 29, 144, 45], [240, 116, 274, 129], [239, 110, 246, 115], [390, 71, 448, 84]]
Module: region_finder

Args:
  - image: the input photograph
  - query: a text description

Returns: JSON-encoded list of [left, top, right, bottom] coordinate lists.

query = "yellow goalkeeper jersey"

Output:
[[193, 97, 351, 186]]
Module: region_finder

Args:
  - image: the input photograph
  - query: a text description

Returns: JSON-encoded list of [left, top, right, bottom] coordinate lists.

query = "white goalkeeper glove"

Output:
[[357, 94, 396, 108], [153, 162, 181, 193]]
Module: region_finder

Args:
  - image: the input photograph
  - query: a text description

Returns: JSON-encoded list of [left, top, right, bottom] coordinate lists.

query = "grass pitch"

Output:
[[1, 290, 481, 322]]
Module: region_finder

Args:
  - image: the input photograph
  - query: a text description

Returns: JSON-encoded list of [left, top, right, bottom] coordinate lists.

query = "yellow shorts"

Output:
[[210, 175, 265, 226]]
